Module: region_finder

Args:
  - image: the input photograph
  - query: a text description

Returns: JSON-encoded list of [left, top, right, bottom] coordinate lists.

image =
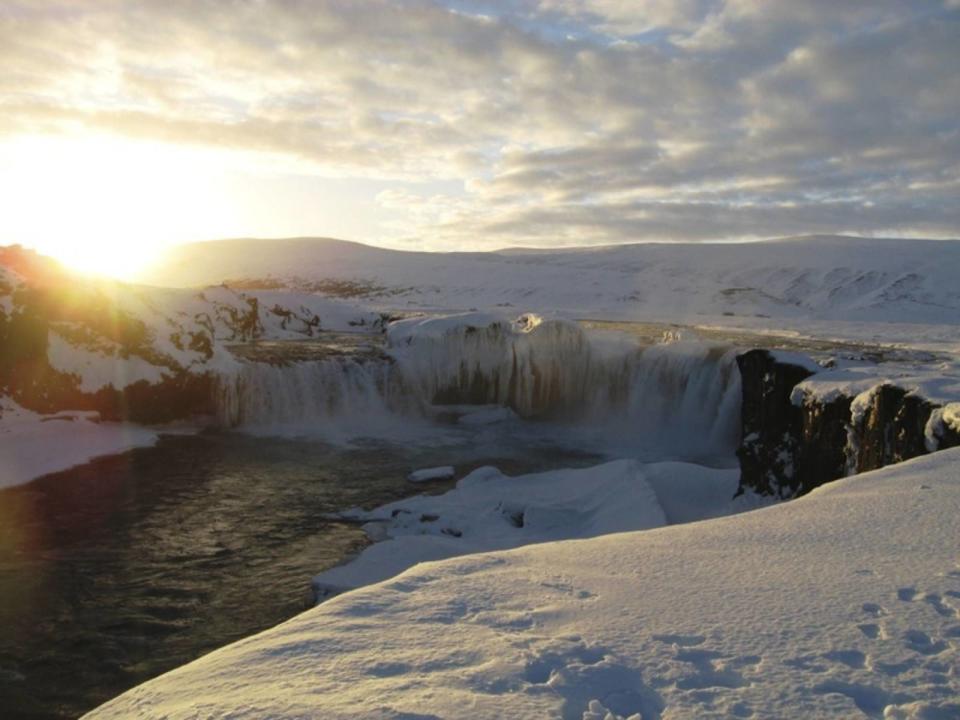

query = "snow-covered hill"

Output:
[[87, 449, 960, 720], [141, 235, 960, 327]]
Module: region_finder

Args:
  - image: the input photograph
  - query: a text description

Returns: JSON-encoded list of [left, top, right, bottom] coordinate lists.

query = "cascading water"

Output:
[[617, 343, 742, 456], [213, 313, 742, 457], [216, 359, 399, 436]]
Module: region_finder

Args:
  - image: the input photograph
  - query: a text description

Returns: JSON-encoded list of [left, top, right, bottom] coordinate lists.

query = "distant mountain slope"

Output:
[[140, 236, 960, 325]]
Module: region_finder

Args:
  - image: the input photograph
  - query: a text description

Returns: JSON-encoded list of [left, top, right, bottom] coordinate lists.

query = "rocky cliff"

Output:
[[736, 349, 960, 498]]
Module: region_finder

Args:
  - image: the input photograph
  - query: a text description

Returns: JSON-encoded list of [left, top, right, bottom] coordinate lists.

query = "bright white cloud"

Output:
[[1, 0, 957, 254]]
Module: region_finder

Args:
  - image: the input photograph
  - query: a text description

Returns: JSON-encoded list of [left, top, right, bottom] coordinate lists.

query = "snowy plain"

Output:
[[140, 235, 960, 348]]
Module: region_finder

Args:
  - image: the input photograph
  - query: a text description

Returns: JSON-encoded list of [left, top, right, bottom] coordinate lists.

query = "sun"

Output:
[[0, 134, 242, 280]]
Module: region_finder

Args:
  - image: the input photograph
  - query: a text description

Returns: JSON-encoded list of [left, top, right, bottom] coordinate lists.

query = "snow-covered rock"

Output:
[[316, 460, 744, 597], [738, 350, 960, 498]]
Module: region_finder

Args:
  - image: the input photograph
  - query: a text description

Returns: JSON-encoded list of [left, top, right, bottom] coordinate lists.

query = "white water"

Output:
[[214, 317, 742, 457]]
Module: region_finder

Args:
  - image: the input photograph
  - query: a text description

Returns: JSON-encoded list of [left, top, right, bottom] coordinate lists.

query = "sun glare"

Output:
[[0, 134, 243, 279]]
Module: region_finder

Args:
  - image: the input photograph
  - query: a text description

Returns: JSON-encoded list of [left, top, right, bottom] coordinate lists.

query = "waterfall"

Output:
[[216, 359, 398, 435], [213, 314, 742, 455], [617, 343, 742, 455]]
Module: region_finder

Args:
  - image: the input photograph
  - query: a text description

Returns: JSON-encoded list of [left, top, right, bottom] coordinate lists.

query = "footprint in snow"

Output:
[[862, 602, 887, 618], [822, 649, 868, 670], [922, 592, 958, 619], [859, 604, 889, 641], [524, 639, 663, 720], [897, 587, 918, 602], [658, 640, 754, 692], [812, 679, 909, 717], [539, 580, 597, 600], [896, 584, 960, 623], [902, 629, 948, 656]]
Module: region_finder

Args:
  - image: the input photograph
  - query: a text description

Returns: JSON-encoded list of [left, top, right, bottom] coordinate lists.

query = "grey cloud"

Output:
[[2, 0, 958, 244], [432, 197, 960, 247]]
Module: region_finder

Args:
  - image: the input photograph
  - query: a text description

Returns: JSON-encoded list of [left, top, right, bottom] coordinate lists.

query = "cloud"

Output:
[[2, 0, 958, 246]]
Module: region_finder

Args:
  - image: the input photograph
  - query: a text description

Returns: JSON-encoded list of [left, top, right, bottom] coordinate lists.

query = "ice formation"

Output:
[[213, 314, 742, 456]]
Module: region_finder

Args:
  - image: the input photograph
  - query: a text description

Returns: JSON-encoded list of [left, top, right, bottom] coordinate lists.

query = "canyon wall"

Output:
[[735, 349, 960, 498]]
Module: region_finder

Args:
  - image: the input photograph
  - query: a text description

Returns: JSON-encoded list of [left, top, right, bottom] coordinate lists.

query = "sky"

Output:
[[1, 0, 958, 277]]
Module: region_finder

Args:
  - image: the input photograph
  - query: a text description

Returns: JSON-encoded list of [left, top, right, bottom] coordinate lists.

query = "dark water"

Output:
[[0, 431, 598, 719]]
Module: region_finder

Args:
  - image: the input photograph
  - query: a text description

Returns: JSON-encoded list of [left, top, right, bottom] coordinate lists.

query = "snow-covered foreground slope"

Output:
[[141, 235, 960, 332], [89, 450, 960, 720]]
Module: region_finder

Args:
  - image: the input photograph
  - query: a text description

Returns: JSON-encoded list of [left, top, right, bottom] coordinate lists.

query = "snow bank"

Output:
[[794, 360, 960, 409], [315, 460, 739, 596], [925, 402, 960, 452], [0, 398, 158, 489], [88, 449, 960, 719], [942, 403, 960, 434], [386, 311, 542, 344], [769, 349, 822, 374]]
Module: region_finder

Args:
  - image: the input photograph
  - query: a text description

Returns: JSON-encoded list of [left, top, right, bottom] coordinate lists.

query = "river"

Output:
[[0, 430, 599, 719]]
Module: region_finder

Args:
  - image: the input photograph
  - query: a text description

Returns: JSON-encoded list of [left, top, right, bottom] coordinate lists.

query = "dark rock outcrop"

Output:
[[735, 350, 815, 497], [796, 393, 853, 494], [848, 384, 937, 474], [737, 351, 953, 498]]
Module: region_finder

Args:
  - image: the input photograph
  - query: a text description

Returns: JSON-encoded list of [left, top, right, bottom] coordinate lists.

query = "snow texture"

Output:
[[88, 449, 960, 720], [46, 329, 168, 392]]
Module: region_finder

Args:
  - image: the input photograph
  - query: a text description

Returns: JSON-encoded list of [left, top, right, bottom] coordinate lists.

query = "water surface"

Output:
[[0, 431, 598, 719]]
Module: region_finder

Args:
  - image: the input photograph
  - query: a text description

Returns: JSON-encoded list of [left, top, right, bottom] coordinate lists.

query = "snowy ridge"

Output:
[[141, 235, 960, 327], [87, 449, 960, 719], [1, 246, 384, 396]]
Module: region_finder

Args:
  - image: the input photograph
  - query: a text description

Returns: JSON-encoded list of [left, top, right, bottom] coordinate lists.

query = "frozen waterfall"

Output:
[[214, 314, 742, 454]]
